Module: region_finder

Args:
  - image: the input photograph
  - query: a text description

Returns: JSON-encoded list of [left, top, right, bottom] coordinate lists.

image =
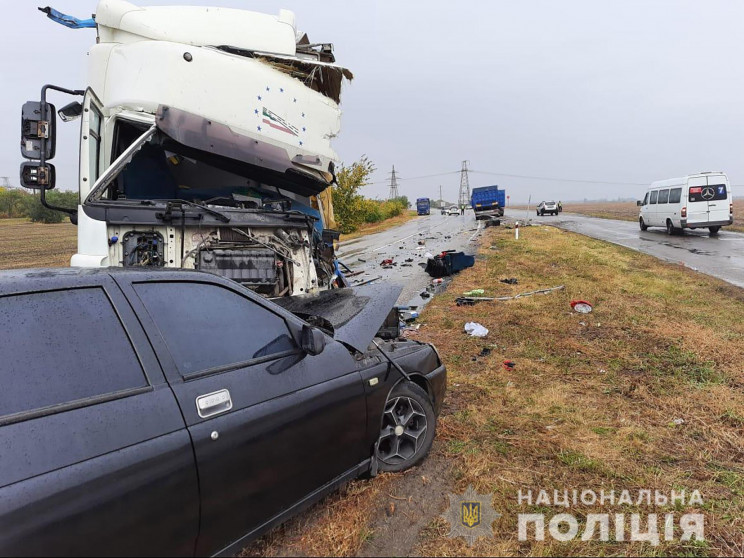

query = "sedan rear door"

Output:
[[121, 277, 368, 555], [0, 274, 199, 556]]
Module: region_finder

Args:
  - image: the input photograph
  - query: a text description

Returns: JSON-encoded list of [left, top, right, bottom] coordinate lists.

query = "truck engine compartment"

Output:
[[88, 118, 339, 296]]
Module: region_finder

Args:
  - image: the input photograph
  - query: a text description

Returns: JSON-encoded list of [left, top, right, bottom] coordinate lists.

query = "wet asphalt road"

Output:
[[337, 212, 482, 307], [506, 209, 744, 289]]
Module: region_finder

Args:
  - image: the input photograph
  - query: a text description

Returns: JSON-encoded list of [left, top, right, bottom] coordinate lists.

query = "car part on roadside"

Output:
[[570, 300, 594, 313], [425, 251, 475, 278], [374, 382, 436, 472], [463, 289, 485, 296], [456, 285, 565, 306], [464, 322, 489, 337]]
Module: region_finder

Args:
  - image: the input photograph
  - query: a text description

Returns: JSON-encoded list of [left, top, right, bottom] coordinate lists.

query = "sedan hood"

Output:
[[275, 283, 402, 353]]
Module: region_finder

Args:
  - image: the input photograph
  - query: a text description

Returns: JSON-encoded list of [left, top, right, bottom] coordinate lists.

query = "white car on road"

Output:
[[447, 206, 460, 216]]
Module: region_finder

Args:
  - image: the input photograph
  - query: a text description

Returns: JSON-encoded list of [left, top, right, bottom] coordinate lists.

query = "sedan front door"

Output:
[[124, 278, 368, 555]]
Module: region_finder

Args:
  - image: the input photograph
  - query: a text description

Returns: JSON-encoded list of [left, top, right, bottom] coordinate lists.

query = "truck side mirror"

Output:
[[636, 200, 642, 206], [21, 101, 56, 160], [58, 101, 83, 122], [20, 162, 56, 190], [301, 324, 326, 356]]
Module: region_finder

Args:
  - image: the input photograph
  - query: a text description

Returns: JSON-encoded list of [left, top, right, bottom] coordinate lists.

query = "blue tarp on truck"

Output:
[[416, 198, 431, 215], [470, 186, 505, 220]]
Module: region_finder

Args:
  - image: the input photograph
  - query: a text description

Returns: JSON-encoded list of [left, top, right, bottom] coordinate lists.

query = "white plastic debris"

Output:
[[464, 322, 489, 337], [672, 418, 685, 425], [424, 252, 434, 259]]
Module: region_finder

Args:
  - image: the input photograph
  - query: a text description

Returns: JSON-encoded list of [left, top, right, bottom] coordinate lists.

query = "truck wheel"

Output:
[[375, 383, 436, 473], [709, 226, 720, 235], [639, 217, 648, 231]]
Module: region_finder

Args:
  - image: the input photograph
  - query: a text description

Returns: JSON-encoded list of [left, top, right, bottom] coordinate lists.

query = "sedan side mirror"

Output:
[[301, 325, 326, 356]]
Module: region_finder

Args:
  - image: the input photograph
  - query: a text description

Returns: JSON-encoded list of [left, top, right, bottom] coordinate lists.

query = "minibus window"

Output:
[[642, 193, 649, 205], [657, 189, 669, 204], [669, 188, 682, 204], [689, 184, 728, 202], [649, 191, 658, 204]]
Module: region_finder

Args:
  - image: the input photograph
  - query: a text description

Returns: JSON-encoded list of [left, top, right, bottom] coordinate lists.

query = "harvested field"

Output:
[[0, 218, 77, 269], [247, 225, 744, 557]]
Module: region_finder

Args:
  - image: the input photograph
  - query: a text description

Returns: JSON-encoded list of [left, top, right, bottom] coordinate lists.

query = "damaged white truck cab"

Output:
[[23, 0, 352, 296]]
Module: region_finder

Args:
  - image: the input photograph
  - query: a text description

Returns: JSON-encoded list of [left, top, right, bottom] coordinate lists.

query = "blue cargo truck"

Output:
[[470, 186, 505, 220], [416, 197, 431, 215]]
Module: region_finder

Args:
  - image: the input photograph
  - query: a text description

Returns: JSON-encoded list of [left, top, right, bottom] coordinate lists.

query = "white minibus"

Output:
[[638, 172, 733, 235]]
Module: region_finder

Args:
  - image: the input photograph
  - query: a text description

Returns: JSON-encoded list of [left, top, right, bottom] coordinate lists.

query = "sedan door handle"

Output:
[[196, 389, 233, 418]]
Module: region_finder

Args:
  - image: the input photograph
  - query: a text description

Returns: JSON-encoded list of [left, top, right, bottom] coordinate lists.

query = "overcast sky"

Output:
[[1, 0, 743, 203]]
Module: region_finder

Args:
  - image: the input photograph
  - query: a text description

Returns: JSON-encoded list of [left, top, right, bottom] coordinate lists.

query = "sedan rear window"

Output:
[[0, 288, 148, 418]]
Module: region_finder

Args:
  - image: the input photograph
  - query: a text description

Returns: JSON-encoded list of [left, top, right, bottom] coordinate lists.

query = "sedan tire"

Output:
[[375, 382, 436, 473]]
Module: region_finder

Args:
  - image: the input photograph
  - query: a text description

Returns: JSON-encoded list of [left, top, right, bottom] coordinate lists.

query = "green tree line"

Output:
[[0, 188, 78, 223], [331, 156, 409, 234]]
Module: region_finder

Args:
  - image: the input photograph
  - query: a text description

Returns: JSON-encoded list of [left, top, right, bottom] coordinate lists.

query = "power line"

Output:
[[469, 170, 647, 186], [367, 170, 460, 185], [365, 167, 744, 189]]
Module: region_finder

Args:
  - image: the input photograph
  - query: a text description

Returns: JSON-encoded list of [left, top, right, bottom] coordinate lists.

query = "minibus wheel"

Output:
[[639, 217, 648, 231], [666, 220, 674, 235], [709, 226, 720, 235]]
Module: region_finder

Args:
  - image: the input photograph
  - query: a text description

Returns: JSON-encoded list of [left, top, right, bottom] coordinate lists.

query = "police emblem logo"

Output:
[[441, 485, 500, 546], [461, 502, 481, 528]]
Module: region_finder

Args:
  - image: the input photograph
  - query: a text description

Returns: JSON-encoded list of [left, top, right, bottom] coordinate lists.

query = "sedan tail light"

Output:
[[681, 206, 687, 218]]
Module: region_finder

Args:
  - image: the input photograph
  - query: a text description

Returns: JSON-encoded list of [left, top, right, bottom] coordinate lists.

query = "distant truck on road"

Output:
[[470, 186, 505, 220], [416, 197, 431, 215]]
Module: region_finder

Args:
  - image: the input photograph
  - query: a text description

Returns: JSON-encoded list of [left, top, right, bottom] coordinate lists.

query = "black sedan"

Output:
[[0, 268, 445, 556]]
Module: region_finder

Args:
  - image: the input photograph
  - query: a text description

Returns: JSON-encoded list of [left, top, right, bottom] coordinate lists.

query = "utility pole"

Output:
[[439, 185, 443, 207], [457, 160, 470, 209], [387, 165, 399, 200]]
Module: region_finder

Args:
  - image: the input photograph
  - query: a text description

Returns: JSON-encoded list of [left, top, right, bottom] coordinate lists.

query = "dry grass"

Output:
[[562, 200, 744, 233], [0, 218, 77, 269], [411, 225, 744, 556], [339, 210, 419, 242], [240, 474, 397, 557]]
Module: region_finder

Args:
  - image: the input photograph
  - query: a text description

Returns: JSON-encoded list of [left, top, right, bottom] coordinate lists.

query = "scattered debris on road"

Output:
[[456, 285, 565, 305], [464, 322, 489, 337], [463, 288, 485, 296], [570, 300, 594, 313], [425, 251, 475, 278]]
